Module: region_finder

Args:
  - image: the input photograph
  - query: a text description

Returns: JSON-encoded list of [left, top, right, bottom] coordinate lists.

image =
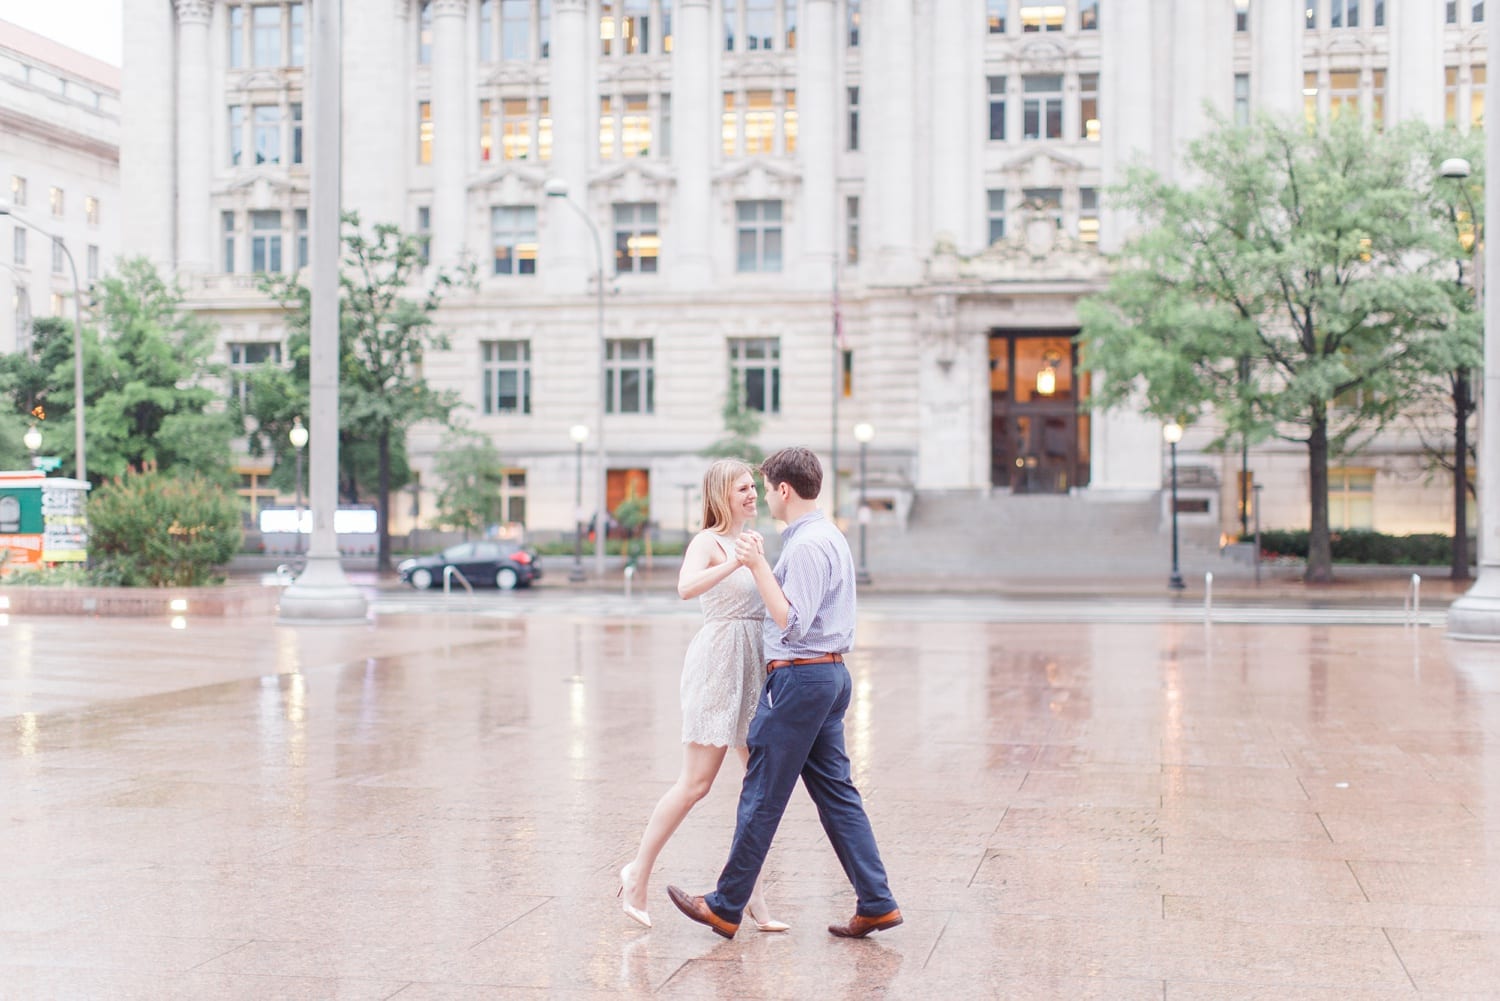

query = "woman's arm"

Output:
[[677, 531, 745, 600]]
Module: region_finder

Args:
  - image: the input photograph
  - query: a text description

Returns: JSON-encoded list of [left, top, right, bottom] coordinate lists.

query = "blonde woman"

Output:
[[618, 459, 787, 932]]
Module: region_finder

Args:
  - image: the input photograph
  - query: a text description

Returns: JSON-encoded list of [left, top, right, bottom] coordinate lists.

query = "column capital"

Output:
[[173, 0, 214, 26], [431, 0, 469, 17], [554, 0, 587, 12]]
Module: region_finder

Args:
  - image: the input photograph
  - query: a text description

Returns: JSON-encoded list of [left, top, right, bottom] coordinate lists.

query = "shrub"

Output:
[[88, 472, 243, 586], [1251, 529, 1470, 566]]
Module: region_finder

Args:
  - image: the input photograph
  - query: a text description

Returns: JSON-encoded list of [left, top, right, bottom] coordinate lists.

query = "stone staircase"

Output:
[[862, 490, 1247, 582]]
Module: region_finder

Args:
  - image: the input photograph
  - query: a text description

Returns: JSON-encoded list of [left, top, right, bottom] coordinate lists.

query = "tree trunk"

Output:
[[1305, 406, 1334, 584], [377, 429, 392, 573], [1453, 367, 1472, 582]]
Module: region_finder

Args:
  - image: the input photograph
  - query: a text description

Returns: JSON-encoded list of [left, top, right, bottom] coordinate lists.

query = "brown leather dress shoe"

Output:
[[828, 908, 903, 938], [666, 885, 739, 939]]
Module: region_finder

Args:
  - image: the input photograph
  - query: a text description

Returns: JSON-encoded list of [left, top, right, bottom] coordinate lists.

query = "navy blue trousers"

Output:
[[705, 659, 897, 923]]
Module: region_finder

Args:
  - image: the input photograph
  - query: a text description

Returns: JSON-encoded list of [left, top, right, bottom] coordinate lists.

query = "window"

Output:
[[416, 206, 431, 264], [1079, 188, 1098, 244], [660, 93, 672, 154], [606, 339, 655, 414], [745, 90, 774, 154], [290, 3, 304, 65], [230, 5, 244, 67], [625, 0, 652, 54], [1303, 71, 1319, 124], [725, 0, 737, 49], [1330, 0, 1358, 27], [845, 195, 860, 265], [1476, 0, 1486, 22], [1020, 4, 1063, 31], [785, 0, 797, 47], [51, 237, 64, 275], [12, 226, 25, 267], [784, 90, 798, 155], [228, 341, 282, 411], [1022, 74, 1063, 139], [540, 0, 552, 56], [1374, 0, 1384, 25], [10, 175, 24, 207], [1079, 73, 1099, 140], [987, 0, 1006, 32], [13, 289, 30, 351], [254, 104, 281, 164], [482, 99, 495, 161], [848, 0, 860, 45], [848, 86, 860, 151], [502, 0, 530, 59], [1079, 0, 1098, 30], [1328, 69, 1359, 120], [292, 103, 304, 165], [622, 94, 651, 156], [539, 98, 553, 159], [251, 211, 282, 272], [723, 92, 738, 154], [480, 0, 494, 61], [295, 209, 308, 269], [500, 470, 527, 525], [600, 95, 616, 160], [1023, 187, 1062, 229], [87, 244, 99, 281], [988, 76, 1006, 141], [1447, 66, 1460, 126], [49, 293, 64, 317], [230, 105, 245, 165], [1234, 72, 1250, 126], [841, 350, 853, 398], [1306, 1, 1317, 28], [491, 206, 538, 275], [730, 338, 781, 413], [1475, 65, 1488, 129], [601, 0, 616, 54], [253, 5, 281, 67], [987, 189, 1005, 244], [1235, 0, 1249, 31], [49, 186, 63, 217], [747, 0, 773, 49], [1448, 1, 1459, 23], [1329, 468, 1374, 529], [502, 98, 531, 159], [481, 340, 531, 414], [1372, 69, 1385, 127], [419, 1, 433, 63], [613, 202, 659, 273], [418, 101, 433, 164], [223, 210, 236, 272], [736, 200, 782, 272]]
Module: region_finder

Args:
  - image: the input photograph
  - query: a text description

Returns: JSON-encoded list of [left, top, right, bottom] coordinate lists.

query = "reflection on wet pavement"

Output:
[[2, 611, 1499, 998]]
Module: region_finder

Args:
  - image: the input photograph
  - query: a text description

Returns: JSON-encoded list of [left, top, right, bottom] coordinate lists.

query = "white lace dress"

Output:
[[680, 534, 766, 747]]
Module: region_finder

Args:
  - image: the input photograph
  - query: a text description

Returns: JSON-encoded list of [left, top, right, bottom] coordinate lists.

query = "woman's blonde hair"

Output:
[[700, 459, 755, 534]]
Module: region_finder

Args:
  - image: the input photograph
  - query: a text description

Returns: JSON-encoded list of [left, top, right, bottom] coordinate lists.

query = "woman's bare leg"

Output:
[[624, 742, 729, 912]]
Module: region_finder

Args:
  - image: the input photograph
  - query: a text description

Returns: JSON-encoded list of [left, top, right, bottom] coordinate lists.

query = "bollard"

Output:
[[1204, 571, 1213, 625], [1405, 573, 1420, 625], [624, 564, 635, 598]]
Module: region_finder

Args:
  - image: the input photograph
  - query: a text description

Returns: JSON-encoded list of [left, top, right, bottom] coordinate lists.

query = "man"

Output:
[[666, 446, 901, 939]]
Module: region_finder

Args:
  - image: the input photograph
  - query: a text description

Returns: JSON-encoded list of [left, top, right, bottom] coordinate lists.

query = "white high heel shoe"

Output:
[[745, 901, 789, 933], [619, 864, 652, 928]]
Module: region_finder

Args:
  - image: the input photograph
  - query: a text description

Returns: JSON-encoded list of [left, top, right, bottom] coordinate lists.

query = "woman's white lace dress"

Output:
[[680, 534, 766, 747]]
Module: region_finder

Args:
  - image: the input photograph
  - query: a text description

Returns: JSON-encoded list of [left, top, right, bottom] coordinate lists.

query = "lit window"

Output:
[[784, 90, 797, 155], [1020, 4, 1064, 31], [50, 292, 64, 316], [539, 98, 553, 159], [85, 196, 100, 226], [481, 99, 495, 161], [729, 338, 781, 413], [418, 101, 433, 164], [1474, 65, 1487, 129], [600, 95, 616, 160], [1446, 66, 1460, 126], [1079, 0, 1099, 30], [723, 92, 739, 155], [606, 339, 655, 414], [1079, 72, 1099, 140], [625, 0, 651, 54], [745, 90, 774, 154], [1079, 188, 1098, 244], [785, 0, 797, 48], [1328, 69, 1360, 120], [1372, 69, 1385, 128], [491, 205, 538, 275], [613, 202, 659, 274], [502, 98, 531, 159], [601, 0, 616, 54], [735, 200, 782, 273], [621, 94, 652, 157], [10, 175, 25, 207], [1303, 71, 1319, 124], [481, 340, 532, 414], [1329, 468, 1374, 529], [988, 0, 1006, 32], [49, 186, 63, 217]]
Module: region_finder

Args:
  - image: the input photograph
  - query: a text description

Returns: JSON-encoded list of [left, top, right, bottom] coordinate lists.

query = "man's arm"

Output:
[[736, 532, 791, 629], [736, 532, 830, 640]]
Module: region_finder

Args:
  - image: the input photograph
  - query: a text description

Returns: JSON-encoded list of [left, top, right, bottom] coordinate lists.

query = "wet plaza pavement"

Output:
[[4, 600, 1500, 999]]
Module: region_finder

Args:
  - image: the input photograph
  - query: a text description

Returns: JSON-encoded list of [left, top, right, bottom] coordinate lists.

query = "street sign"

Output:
[[31, 456, 61, 472]]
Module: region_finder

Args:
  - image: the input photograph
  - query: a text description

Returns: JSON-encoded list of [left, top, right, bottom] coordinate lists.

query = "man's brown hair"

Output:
[[760, 447, 823, 500]]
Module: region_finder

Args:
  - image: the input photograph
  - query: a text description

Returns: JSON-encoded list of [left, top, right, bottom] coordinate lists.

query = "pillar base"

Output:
[[1446, 567, 1500, 641], [278, 554, 369, 624]]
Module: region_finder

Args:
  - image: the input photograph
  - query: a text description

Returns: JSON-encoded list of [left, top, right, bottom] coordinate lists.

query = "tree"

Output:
[[255, 211, 470, 570], [1079, 115, 1459, 583], [702, 368, 765, 467], [432, 429, 506, 537]]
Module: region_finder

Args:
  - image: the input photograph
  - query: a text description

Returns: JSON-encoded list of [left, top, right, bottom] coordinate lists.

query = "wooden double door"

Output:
[[989, 332, 1090, 494]]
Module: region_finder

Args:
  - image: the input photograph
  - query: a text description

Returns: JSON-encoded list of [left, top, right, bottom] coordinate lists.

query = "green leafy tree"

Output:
[[702, 368, 765, 467], [255, 211, 470, 570], [1080, 115, 1459, 583], [432, 430, 506, 537], [88, 471, 243, 586]]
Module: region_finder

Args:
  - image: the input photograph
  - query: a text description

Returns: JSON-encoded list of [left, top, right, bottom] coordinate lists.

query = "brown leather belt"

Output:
[[767, 653, 844, 671]]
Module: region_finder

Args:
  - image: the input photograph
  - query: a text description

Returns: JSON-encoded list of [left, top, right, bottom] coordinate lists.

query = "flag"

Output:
[[833, 288, 848, 352]]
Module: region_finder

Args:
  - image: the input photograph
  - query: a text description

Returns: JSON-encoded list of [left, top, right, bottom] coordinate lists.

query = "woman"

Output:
[[618, 459, 787, 932]]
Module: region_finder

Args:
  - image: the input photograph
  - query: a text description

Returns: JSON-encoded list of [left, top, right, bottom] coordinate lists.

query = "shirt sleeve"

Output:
[[778, 540, 833, 644]]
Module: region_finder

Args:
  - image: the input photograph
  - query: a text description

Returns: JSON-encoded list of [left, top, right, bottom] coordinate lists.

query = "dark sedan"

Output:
[[397, 541, 541, 591]]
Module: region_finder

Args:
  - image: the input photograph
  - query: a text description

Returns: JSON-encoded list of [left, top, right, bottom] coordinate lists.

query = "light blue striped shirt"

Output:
[[762, 511, 857, 662]]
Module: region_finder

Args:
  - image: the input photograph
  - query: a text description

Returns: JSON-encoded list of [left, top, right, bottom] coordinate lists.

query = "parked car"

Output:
[[397, 540, 541, 591]]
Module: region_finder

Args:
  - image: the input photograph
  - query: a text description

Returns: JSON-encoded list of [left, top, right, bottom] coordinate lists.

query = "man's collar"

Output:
[[780, 510, 825, 537]]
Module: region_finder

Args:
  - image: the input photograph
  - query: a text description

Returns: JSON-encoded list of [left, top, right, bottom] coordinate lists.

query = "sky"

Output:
[[0, 0, 122, 66]]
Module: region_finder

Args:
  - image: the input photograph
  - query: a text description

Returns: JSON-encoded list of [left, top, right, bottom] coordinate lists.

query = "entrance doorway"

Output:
[[990, 332, 1090, 493]]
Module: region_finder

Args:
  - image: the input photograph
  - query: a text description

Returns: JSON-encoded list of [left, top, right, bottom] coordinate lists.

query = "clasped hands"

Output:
[[734, 529, 766, 568]]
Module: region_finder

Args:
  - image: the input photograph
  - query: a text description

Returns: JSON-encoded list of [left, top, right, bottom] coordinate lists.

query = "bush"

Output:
[[1251, 529, 1469, 566], [88, 472, 243, 586]]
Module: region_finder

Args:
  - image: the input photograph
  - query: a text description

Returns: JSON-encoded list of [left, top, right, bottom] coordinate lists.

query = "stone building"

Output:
[[120, 0, 1485, 549]]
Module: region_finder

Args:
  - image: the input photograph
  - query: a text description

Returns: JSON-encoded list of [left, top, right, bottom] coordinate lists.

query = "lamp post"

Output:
[[289, 416, 309, 555], [569, 423, 589, 582], [545, 178, 608, 579], [0, 203, 84, 482], [24, 424, 41, 462], [853, 422, 874, 585], [1163, 421, 1186, 591], [1441, 156, 1480, 583]]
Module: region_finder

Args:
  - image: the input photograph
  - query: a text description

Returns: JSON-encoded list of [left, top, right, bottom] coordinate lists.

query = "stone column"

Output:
[[343, 0, 406, 228], [796, 0, 836, 285], [174, 0, 214, 273], [431, 0, 471, 265], [122, 0, 176, 270], [866, 0, 917, 285], [1389, 0, 1444, 125], [1170, 0, 1232, 161], [670, 0, 714, 288], [929, 0, 978, 251], [544, 0, 592, 292], [1251, 0, 1304, 118]]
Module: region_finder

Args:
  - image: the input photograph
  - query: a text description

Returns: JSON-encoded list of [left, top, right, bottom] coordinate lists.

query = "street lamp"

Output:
[[853, 422, 874, 585], [545, 177, 608, 579], [0, 202, 84, 482], [289, 416, 309, 555], [569, 423, 589, 582], [23, 424, 42, 456], [1163, 421, 1186, 591], [1439, 156, 1480, 583]]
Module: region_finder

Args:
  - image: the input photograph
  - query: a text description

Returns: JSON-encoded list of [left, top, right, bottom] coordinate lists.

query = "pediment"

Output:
[[1015, 39, 1069, 68], [927, 209, 1107, 286], [484, 64, 544, 87], [468, 166, 549, 201], [997, 149, 1085, 189], [727, 56, 794, 82], [229, 69, 290, 94], [217, 173, 306, 203], [593, 158, 677, 194], [600, 62, 671, 88], [713, 158, 802, 187]]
